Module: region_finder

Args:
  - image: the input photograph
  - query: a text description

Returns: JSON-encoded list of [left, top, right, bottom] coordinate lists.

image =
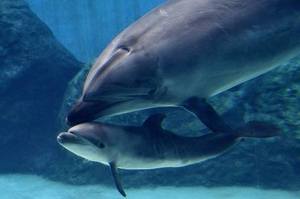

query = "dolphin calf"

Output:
[[58, 113, 279, 197], [67, 0, 300, 126]]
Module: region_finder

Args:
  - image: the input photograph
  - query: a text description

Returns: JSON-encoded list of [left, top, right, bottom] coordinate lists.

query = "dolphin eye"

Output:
[[118, 46, 130, 53]]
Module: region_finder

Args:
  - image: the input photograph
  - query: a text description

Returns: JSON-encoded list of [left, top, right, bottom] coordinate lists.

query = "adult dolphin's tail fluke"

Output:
[[57, 113, 280, 197], [67, 0, 300, 126]]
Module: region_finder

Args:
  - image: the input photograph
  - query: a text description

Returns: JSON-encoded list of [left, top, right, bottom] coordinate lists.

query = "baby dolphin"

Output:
[[67, 0, 300, 126], [57, 113, 279, 197]]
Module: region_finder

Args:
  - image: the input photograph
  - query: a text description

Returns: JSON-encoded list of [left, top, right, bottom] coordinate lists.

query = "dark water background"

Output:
[[0, 0, 300, 198]]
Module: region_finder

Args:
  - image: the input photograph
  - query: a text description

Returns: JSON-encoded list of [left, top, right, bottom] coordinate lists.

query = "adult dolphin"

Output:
[[58, 113, 279, 197], [67, 0, 300, 126]]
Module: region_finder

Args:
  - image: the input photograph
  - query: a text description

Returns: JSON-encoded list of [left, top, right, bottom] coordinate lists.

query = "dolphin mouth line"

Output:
[[57, 132, 74, 145], [57, 131, 85, 144], [93, 94, 151, 102], [64, 131, 103, 148], [101, 98, 133, 110], [95, 99, 136, 117], [83, 87, 153, 102], [67, 97, 139, 126]]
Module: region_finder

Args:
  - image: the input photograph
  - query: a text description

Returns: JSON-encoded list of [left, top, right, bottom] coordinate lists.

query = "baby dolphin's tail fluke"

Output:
[[236, 121, 281, 138]]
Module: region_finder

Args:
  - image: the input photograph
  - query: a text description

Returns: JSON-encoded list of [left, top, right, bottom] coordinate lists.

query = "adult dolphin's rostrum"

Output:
[[67, 0, 300, 126], [58, 113, 279, 197]]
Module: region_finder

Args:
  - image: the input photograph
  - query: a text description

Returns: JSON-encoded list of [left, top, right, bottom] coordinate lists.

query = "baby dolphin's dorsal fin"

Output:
[[143, 113, 166, 130]]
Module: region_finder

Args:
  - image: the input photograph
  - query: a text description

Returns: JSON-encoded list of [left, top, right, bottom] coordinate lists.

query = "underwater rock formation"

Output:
[[241, 59, 300, 138], [0, 0, 81, 172], [58, 58, 300, 190]]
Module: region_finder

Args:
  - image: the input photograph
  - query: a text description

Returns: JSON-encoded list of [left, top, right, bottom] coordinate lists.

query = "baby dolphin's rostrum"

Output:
[[57, 113, 279, 197]]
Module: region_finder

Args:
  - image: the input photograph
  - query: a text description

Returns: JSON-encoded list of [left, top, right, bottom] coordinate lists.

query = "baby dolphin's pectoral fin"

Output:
[[182, 97, 234, 133], [109, 162, 127, 197]]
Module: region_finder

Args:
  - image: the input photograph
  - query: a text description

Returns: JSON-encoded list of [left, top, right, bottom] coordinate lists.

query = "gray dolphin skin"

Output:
[[58, 113, 279, 197], [67, 0, 300, 126]]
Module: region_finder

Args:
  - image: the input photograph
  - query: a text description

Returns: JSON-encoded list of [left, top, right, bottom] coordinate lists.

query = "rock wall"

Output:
[[0, 0, 81, 172]]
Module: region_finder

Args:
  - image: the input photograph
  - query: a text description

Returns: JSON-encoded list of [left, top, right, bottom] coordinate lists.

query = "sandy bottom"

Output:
[[0, 175, 299, 199]]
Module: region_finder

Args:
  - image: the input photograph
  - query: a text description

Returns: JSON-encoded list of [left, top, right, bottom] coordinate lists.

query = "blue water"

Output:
[[1, 0, 300, 198], [25, 0, 164, 62]]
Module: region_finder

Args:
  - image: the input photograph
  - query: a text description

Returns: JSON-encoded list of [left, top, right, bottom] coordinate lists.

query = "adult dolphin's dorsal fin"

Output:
[[109, 162, 127, 197], [142, 113, 166, 130], [182, 97, 234, 133]]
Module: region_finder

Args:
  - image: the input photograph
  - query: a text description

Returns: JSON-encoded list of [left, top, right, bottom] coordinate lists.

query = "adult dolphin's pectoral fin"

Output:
[[109, 162, 127, 197], [182, 97, 234, 133]]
